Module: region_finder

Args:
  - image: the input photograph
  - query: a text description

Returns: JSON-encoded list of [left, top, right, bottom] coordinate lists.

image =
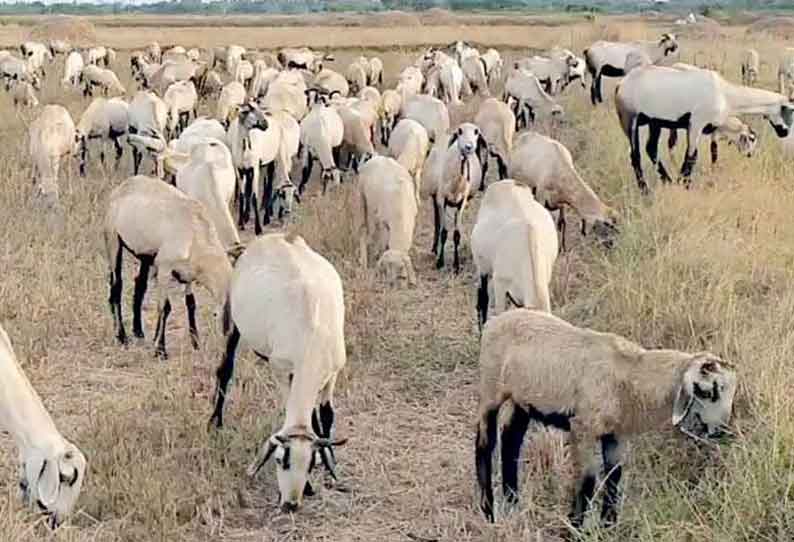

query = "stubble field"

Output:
[[1, 11, 794, 542]]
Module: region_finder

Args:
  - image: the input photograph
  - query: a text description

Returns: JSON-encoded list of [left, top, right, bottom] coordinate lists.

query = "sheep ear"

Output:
[[448, 131, 459, 148], [226, 243, 246, 264], [246, 438, 279, 478], [36, 458, 60, 509], [782, 104, 794, 127], [672, 377, 695, 427]]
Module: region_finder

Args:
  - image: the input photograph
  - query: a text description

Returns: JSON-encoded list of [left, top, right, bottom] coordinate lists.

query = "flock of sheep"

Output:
[[9, 27, 794, 536]]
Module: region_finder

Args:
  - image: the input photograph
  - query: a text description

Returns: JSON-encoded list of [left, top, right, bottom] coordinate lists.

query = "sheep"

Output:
[[359, 85, 381, 106], [668, 115, 758, 165], [146, 41, 162, 63], [217, 81, 246, 126], [461, 55, 490, 97], [515, 52, 581, 95], [503, 67, 563, 130], [278, 47, 333, 73], [76, 97, 129, 176], [103, 175, 238, 358], [470, 180, 558, 331], [127, 90, 168, 175], [741, 48, 760, 87], [425, 51, 463, 106], [402, 94, 450, 143], [299, 96, 344, 195], [0, 55, 39, 90], [357, 157, 418, 285], [62, 50, 84, 88], [81, 64, 125, 97], [147, 61, 206, 95], [474, 98, 515, 183], [261, 81, 308, 121], [171, 117, 228, 152], [174, 139, 240, 249], [369, 57, 383, 86], [29, 105, 76, 208], [208, 232, 347, 512], [315, 68, 349, 98], [250, 66, 278, 98], [584, 33, 679, 104], [0, 323, 87, 528], [778, 48, 794, 99], [379, 89, 402, 144], [509, 131, 617, 252], [346, 61, 368, 96], [615, 65, 794, 191], [20, 41, 51, 79], [163, 47, 188, 65], [235, 59, 254, 88], [387, 118, 429, 202], [421, 123, 486, 272], [226, 45, 246, 76], [475, 309, 737, 528], [48, 39, 70, 57], [201, 69, 224, 98], [336, 102, 375, 173], [11, 80, 38, 108], [163, 80, 198, 139], [187, 48, 201, 62], [397, 66, 423, 102], [480, 48, 503, 85], [87, 46, 111, 67]]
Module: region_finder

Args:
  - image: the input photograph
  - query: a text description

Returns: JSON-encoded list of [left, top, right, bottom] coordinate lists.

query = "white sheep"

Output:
[[163, 80, 198, 139], [778, 48, 794, 99], [146, 41, 162, 63], [503, 67, 563, 129], [261, 81, 308, 121], [471, 180, 558, 331], [127, 90, 168, 175], [299, 95, 344, 194], [29, 105, 76, 208], [315, 68, 349, 98], [0, 55, 39, 90], [175, 139, 240, 249], [346, 61, 368, 96], [397, 66, 423, 102], [336, 102, 375, 173], [249, 66, 278, 98], [209, 232, 347, 512], [217, 81, 247, 126], [87, 46, 111, 67], [11, 80, 38, 108], [103, 175, 238, 358], [278, 47, 332, 72], [515, 52, 581, 95], [76, 97, 129, 176], [474, 98, 515, 183], [81, 64, 125, 97], [225, 45, 246, 76], [147, 61, 205, 95], [584, 33, 679, 104], [379, 88, 402, 144], [475, 309, 737, 528], [615, 64, 794, 190], [421, 123, 485, 272], [20, 41, 51, 79], [387, 118, 429, 203], [461, 55, 490, 97], [509, 131, 617, 251], [235, 59, 254, 88], [480, 48, 503, 85], [48, 39, 70, 57], [402, 94, 450, 143], [741, 48, 760, 87], [62, 50, 83, 88], [369, 57, 383, 86], [0, 323, 87, 528], [357, 156, 418, 285]]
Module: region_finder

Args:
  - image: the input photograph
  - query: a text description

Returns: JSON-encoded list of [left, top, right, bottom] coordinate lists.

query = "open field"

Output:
[[1, 12, 794, 542]]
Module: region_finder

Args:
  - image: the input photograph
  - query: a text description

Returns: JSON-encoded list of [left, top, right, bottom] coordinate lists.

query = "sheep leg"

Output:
[[590, 71, 599, 106], [436, 226, 447, 269], [113, 136, 123, 167], [132, 256, 153, 339], [108, 236, 128, 345], [710, 138, 719, 165], [569, 432, 601, 531], [600, 433, 624, 527], [477, 274, 489, 333], [475, 405, 500, 522], [300, 153, 314, 195], [153, 298, 172, 360], [236, 168, 246, 228], [646, 124, 672, 183], [79, 141, 88, 177], [557, 207, 567, 253], [132, 147, 142, 175], [629, 117, 648, 194], [480, 153, 489, 188], [251, 165, 263, 236], [241, 169, 253, 227], [497, 155, 508, 181], [452, 206, 464, 274], [209, 325, 241, 429], [501, 402, 530, 506], [431, 198, 441, 255], [262, 161, 276, 227], [185, 285, 199, 350], [317, 375, 339, 468]]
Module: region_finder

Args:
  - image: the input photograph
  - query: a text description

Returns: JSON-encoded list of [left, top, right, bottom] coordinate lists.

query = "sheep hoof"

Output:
[[154, 348, 168, 361]]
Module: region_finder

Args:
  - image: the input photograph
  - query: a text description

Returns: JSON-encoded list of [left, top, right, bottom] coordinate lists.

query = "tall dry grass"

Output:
[[1, 16, 793, 542]]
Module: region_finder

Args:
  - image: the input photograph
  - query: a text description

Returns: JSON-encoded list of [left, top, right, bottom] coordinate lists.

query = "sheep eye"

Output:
[[693, 382, 712, 401]]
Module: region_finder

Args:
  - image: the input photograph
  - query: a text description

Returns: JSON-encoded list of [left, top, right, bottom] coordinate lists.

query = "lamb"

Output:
[[741, 48, 760, 87], [474, 98, 515, 183], [75, 97, 129, 176], [62, 50, 84, 88], [503, 67, 564, 129], [402, 94, 450, 143], [379, 89, 402, 144], [509, 131, 617, 251], [357, 156, 418, 285], [175, 139, 240, 249], [615, 65, 794, 190], [163, 80, 198, 139], [778, 48, 794, 99], [470, 180, 558, 331], [0, 323, 87, 528], [475, 309, 737, 529], [217, 81, 247, 126], [315, 68, 349, 98], [81, 64, 125, 97], [11, 80, 38, 108], [584, 33, 679, 104], [387, 118, 429, 202], [103, 175, 239, 358], [421, 123, 485, 272], [209, 232, 347, 513], [299, 96, 344, 194], [127, 90, 168, 175], [29, 105, 76, 208]]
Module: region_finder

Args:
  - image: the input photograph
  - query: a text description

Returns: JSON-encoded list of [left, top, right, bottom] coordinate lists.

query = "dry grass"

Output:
[[1, 14, 794, 542]]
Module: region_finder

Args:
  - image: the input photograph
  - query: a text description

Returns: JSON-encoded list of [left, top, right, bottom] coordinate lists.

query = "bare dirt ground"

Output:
[[1, 12, 794, 542]]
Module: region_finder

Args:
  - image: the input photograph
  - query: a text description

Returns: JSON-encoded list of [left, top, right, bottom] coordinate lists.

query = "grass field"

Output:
[[1, 12, 794, 542]]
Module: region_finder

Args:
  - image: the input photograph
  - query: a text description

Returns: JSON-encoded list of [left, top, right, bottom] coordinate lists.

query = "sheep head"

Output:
[[672, 354, 737, 439], [20, 441, 86, 528], [766, 103, 794, 138]]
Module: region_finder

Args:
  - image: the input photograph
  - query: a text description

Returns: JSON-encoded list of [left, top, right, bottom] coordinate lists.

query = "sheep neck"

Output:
[[555, 167, 606, 223], [283, 361, 326, 431], [722, 82, 785, 116]]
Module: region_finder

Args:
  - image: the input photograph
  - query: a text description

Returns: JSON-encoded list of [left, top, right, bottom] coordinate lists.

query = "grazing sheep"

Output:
[[615, 65, 794, 190], [346, 62, 368, 96], [278, 47, 332, 73], [163, 80, 198, 139], [146, 41, 162, 64], [62, 50, 84, 88], [315, 68, 349, 98], [0, 55, 39, 90], [474, 98, 515, 183], [20, 41, 51, 79], [584, 33, 679, 104], [209, 232, 347, 512], [778, 48, 794, 99], [225, 45, 246, 76], [379, 89, 402, 145], [11, 80, 38, 108], [82, 64, 125, 97], [369, 57, 383, 86], [509, 131, 617, 252], [29, 105, 76, 208], [103, 175, 237, 358], [127, 90, 168, 175], [504, 67, 564, 129], [421, 123, 486, 272], [261, 81, 308, 121], [741, 49, 760, 87], [387, 118, 430, 203], [515, 52, 581, 95], [201, 69, 224, 98], [471, 180, 558, 331], [147, 61, 205, 95], [299, 95, 344, 194], [668, 115, 758, 165], [76, 97, 129, 176], [475, 309, 737, 528], [402, 94, 450, 143], [48, 39, 70, 57], [175, 139, 240, 249], [480, 48, 503, 85], [357, 156, 418, 285], [0, 323, 87, 528], [217, 81, 247, 126]]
